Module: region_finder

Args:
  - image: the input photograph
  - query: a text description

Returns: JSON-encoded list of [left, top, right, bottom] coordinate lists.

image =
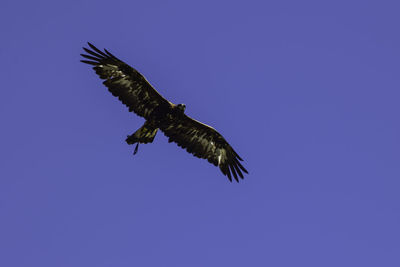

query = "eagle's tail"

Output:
[[126, 121, 158, 155]]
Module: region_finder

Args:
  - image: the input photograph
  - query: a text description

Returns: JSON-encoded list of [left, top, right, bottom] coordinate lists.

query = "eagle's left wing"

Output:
[[160, 115, 248, 182], [80, 43, 172, 120]]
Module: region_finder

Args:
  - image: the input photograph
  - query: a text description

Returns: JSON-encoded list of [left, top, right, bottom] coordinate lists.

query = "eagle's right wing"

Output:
[[161, 114, 248, 182], [81, 42, 171, 119]]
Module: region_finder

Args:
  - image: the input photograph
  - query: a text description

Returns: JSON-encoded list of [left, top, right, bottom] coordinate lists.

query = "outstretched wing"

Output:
[[81, 42, 171, 119], [160, 115, 248, 182]]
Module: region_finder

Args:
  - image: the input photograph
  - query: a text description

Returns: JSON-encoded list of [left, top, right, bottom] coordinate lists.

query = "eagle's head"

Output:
[[177, 104, 186, 113]]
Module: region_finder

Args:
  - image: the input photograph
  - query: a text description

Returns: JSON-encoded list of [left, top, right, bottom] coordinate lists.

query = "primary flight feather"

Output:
[[81, 42, 248, 182]]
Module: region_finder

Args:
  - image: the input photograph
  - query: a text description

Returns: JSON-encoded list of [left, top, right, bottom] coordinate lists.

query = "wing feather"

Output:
[[160, 115, 248, 182], [81, 42, 171, 119]]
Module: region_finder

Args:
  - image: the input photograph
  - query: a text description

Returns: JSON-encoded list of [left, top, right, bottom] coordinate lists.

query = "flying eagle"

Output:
[[81, 43, 248, 182]]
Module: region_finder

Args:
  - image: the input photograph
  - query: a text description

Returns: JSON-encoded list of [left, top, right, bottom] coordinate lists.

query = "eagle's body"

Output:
[[81, 43, 248, 181]]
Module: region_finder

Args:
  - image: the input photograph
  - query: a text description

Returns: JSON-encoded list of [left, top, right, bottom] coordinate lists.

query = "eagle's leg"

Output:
[[126, 134, 140, 155], [134, 143, 139, 155], [125, 121, 159, 155]]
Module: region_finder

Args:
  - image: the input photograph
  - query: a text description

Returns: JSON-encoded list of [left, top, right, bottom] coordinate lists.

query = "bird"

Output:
[[80, 42, 248, 182]]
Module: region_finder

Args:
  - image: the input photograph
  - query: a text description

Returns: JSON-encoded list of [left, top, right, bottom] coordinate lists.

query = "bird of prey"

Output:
[[81, 43, 248, 182]]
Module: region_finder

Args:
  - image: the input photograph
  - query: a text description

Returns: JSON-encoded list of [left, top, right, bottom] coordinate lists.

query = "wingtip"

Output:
[[80, 60, 97, 65], [84, 42, 93, 50], [104, 48, 115, 58], [226, 169, 232, 182]]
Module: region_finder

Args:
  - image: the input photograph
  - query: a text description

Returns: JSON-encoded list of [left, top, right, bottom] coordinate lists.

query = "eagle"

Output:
[[81, 43, 248, 182]]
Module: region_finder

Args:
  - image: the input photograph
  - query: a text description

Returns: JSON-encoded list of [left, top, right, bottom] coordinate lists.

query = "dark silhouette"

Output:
[[81, 43, 248, 181]]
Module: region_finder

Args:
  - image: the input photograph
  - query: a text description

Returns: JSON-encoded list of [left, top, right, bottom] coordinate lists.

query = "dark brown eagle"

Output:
[[81, 43, 248, 182]]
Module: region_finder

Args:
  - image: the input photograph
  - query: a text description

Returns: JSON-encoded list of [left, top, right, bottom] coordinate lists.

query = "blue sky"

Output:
[[1, 0, 399, 266]]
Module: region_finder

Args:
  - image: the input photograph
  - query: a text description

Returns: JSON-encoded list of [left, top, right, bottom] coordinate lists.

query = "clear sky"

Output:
[[1, 0, 399, 266]]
